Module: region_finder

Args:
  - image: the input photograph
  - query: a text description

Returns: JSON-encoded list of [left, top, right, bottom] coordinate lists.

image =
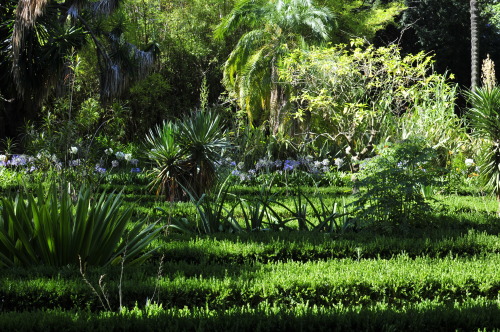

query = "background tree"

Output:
[[214, 0, 335, 134], [1, 0, 158, 139], [377, 0, 500, 89]]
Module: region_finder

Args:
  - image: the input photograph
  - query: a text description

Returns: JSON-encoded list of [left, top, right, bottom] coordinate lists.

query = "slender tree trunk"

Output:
[[470, 0, 479, 89], [269, 62, 281, 135]]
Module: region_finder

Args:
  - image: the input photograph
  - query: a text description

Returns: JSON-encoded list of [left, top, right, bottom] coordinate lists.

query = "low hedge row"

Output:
[[156, 229, 500, 264], [1, 299, 500, 331], [3, 255, 500, 311]]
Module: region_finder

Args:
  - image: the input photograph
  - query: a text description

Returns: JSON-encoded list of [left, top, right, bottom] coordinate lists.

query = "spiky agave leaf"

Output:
[[177, 110, 230, 198], [467, 87, 500, 203], [145, 121, 187, 201]]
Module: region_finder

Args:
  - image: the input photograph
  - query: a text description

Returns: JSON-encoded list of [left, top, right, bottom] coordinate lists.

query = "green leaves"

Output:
[[145, 110, 229, 201], [0, 183, 161, 267], [466, 86, 500, 202], [352, 138, 443, 229], [216, 0, 334, 127]]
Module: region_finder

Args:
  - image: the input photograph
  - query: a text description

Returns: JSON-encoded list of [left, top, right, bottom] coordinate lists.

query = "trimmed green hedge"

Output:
[[157, 230, 500, 264], [1, 299, 500, 331], [3, 255, 500, 311]]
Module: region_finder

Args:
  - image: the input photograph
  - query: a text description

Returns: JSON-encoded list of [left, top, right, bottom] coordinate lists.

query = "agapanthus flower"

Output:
[[10, 155, 28, 166], [284, 159, 300, 171], [95, 165, 106, 174], [130, 158, 139, 166], [105, 148, 113, 155], [69, 146, 78, 154], [115, 151, 125, 160], [130, 168, 141, 173], [125, 153, 132, 161], [334, 158, 344, 168], [70, 159, 81, 167], [112, 160, 119, 168], [0, 155, 7, 162], [465, 158, 475, 167]]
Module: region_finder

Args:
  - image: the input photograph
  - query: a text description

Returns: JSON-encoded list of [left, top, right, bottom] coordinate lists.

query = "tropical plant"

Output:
[[145, 121, 187, 202], [466, 86, 500, 214], [0, 0, 158, 136], [0, 183, 162, 267], [177, 110, 230, 198], [145, 110, 229, 201], [214, 0, 335, 133], [280, 41, 463, 171]]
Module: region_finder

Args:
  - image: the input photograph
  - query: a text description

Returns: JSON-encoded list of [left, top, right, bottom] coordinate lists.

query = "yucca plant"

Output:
[[0, 183, 161, 267], [145, 110, 229, 202], [177, 110, 230, 198], [145, 121, 188, 201], [466, 86, 500, 214]]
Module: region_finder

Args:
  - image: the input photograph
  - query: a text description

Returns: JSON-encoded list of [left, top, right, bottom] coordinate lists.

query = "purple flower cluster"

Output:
[[0, 154, 34, 168], [95, 165, 107, 174], [283, 159, 301, 171], [227, 156, 333, 183], [130, 168, 141, 173]]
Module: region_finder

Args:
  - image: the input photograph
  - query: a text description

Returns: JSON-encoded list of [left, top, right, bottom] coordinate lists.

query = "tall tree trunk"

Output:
[[470, 0, 479, 89]]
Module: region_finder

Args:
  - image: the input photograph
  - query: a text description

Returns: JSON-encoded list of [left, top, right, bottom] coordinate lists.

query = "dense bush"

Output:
[[351, 138, 444, 230]]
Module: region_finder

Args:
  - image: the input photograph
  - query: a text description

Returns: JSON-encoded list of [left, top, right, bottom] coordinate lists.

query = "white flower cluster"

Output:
[[464, 158, 475, 167]]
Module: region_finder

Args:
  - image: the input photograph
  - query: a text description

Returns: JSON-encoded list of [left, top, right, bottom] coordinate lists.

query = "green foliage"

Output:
[[320, 0, 405, 43], [1, 298, 500, 331], [215, 0, 334, 129], [185, 177, 241, 234], [466, 86, 500, 205], [145, 121, 186, 201], [145, 110, 229, 201], [397, 0, 500, 87], [0, 183, 161, 267], [4, 253, 500, 310], [352, 138, 443, 229], [280, 41, 464, 169]]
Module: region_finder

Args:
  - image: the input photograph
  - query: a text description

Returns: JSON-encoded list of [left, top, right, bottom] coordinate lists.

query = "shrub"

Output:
[[351, 138, 443, 230]]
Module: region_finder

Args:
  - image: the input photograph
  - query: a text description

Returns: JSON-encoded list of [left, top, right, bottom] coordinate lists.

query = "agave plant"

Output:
[[466, 86, 500, 214], [0, 183, 161, 267]]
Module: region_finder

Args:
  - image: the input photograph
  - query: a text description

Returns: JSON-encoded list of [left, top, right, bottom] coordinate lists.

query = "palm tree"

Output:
[[470, 0, 479, 89], [6, 0, 158, 122], [215, 0, 334, 134], [466, 86, 500, 214]]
